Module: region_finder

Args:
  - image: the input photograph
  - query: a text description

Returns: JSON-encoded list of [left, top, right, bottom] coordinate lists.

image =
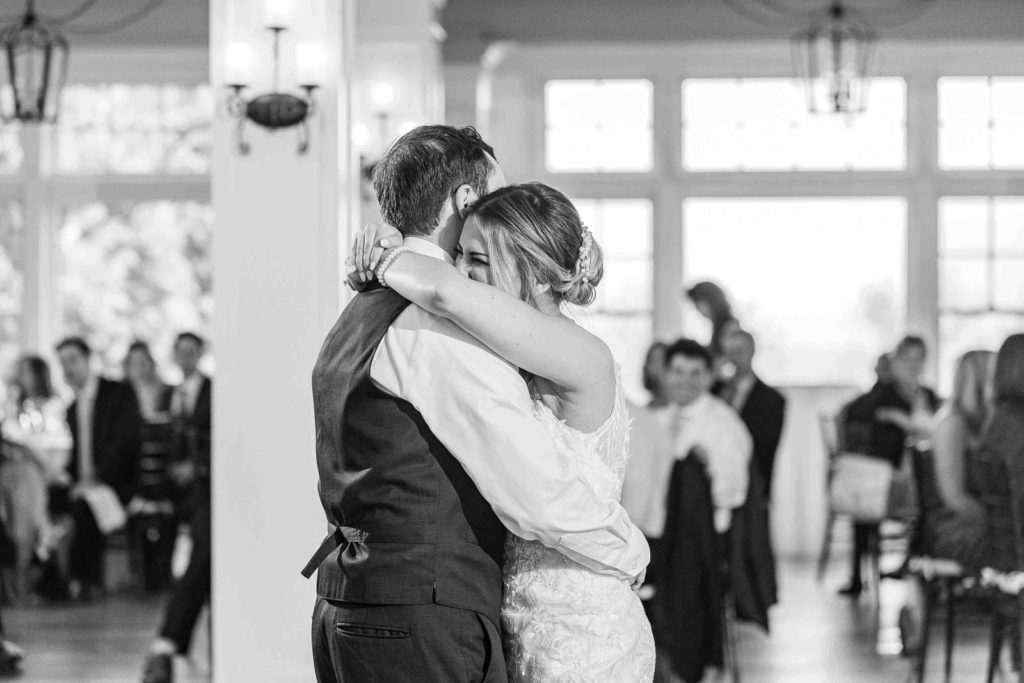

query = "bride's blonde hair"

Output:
[[467, 182, 603, 308]]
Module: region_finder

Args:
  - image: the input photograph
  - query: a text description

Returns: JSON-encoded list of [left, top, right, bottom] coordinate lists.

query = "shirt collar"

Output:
[[404, 236, 454, 266], [78, 374, 99, 402]]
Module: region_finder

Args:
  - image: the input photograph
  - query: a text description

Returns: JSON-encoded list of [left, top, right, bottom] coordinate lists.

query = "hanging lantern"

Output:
[[792, 1, 876, 115], [0, 0, 69, 124]]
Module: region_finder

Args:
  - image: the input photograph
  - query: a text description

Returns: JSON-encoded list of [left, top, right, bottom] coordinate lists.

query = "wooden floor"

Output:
[[4, 590, 210, 682], [0, 559, 1006, 682]]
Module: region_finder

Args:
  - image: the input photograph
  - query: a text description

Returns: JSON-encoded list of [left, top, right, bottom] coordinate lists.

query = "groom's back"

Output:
[[310, 287, 504, 622]]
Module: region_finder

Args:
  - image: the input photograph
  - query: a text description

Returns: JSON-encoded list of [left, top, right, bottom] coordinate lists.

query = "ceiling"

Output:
[[4, 0, 208, 47], [441, 0, 1024, 61]]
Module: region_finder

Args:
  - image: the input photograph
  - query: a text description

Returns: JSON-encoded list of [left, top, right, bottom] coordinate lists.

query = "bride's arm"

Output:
[[381, 250, 614, 394]]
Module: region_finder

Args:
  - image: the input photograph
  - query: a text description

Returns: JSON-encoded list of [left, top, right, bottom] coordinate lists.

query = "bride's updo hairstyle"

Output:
[[467, 182, 604, 308]]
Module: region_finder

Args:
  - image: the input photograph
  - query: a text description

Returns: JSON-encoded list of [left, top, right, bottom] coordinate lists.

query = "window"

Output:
[[939, 77, 1024, 170], [545, 80, 653, 173], [682, 78, 907, 171], [683, 198, 907, 386], [0, 204, 24, 372], [59, 201, 213, 373], [571, 198, 653, 402], [938, 196, 1024, 389], [56, 84, 214, 174]]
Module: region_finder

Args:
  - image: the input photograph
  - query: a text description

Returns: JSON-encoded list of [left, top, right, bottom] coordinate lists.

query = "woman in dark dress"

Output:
[[976, 334, 1024, 573], [922, 349, 994, 568]]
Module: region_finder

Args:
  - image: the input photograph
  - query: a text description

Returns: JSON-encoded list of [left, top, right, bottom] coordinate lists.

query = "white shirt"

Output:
[[658, 393, 752, 532], [620, 401, 674, 539], [75, 375, 100, 483], [369, 238, 649, 579], [172, 373, 204, 418]]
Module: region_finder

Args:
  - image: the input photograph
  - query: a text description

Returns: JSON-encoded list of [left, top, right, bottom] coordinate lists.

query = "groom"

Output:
[[304, 125, 649, 682]]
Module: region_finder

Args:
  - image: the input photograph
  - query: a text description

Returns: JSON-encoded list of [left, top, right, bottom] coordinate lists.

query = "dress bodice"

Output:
[[528, 371, 631, 502], [502, 370, 654, 682]]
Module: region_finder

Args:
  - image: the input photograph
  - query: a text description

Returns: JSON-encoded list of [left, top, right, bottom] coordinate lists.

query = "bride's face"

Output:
[[456, 215, 493, 286]]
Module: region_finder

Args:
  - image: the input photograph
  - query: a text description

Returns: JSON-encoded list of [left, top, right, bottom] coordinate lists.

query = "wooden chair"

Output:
[[816, 411, 843, 582], [904, 447, 971, 683]]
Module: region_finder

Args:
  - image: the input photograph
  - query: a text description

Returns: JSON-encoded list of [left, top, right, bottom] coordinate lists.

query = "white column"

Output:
[[209, 1, 355, 679]]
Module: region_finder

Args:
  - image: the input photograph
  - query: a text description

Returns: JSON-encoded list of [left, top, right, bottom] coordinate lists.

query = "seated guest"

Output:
[[55, 336, 142, 599], [975, 334, 1024, 573], [838, 335, 941, 597], [715, 329, 786, 499], [641, 341, 669, 408], [923, 350, 994, 568], [661, 338, 751, 533], [0, 355, 70, 601]]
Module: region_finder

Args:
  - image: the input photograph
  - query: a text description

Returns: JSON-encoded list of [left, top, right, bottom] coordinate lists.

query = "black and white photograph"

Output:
[[0, 0, 1022, 680]]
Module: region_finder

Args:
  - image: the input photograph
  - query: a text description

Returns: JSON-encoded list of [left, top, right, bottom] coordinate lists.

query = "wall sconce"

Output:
[[225, 0, 325, 155]]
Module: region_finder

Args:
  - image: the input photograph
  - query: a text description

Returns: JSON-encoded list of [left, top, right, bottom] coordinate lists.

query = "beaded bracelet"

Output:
[[375, 247, 410, 288]]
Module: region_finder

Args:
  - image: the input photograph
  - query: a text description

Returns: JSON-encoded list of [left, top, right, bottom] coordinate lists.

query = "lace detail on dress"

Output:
[[502, 369, 655, 682]]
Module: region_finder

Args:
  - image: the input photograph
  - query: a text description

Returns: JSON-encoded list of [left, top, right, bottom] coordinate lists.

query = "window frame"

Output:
[[482, 40, 1024, 386]]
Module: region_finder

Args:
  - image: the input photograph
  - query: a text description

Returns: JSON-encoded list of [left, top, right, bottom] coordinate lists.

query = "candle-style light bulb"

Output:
[[225, 41, 257, 86], [263, 0, 295, 29], [295, 42, 326, 86]]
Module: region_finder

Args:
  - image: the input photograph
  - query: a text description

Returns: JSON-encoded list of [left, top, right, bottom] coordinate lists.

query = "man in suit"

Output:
[[56, 336, 141, 599], [716, 329, 786, 499], [141, 332, 212, 683], [305, 125, 648, 682]]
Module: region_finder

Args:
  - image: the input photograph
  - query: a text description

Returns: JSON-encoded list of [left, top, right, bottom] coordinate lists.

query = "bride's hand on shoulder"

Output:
[[346, 223, 403, 291]]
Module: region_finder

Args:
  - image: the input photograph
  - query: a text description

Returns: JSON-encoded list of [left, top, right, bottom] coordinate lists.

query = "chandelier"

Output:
[[792, 1, 877, 115], [0, 0, 69, 124]]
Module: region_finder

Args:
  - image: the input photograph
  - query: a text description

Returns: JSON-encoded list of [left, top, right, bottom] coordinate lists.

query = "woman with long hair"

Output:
[[922, 350, 995, 566], [684, 281, 739, 358], [976, 334, 1024, 573]]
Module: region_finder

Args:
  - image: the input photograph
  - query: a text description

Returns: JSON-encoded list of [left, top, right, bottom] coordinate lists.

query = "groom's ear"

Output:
[[453, 183, 477, 219]]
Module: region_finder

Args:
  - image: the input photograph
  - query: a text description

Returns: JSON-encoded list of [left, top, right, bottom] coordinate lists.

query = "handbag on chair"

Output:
[[829, 452, 894, 523]]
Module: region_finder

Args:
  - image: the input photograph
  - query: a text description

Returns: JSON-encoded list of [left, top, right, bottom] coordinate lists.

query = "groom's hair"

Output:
[[373, 125, 496, 238]]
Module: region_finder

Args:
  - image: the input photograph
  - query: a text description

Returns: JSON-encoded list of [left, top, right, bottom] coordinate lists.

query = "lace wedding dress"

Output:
[[501, 375, 655, 682]]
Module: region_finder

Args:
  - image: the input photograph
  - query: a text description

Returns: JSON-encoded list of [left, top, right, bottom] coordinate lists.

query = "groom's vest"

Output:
[[305, 287, 506, 624]]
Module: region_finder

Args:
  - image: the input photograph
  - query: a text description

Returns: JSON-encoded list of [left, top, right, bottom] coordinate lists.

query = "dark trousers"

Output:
[[849, 522, 877, 586], [311, 598, 507, 683], [69, 498, 106, 588], [159, 491, 210, 655]]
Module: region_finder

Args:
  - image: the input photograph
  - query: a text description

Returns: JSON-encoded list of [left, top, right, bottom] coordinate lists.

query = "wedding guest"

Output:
[[55, 336, 142, 600], [838, 335, 941, 598], [642, 342, 669, 408], [715, 329, 786, 499], [124, 342, 172, 421], [142, 332, 212, 683], [976, 334, 1024, 574], [684, 281, 740, 359], [0, 355, 69, 601], [923, 350, 994, 567], [660, 338, 751, 534], [0, 517, 25, 675], [123, 341, 176, 591]]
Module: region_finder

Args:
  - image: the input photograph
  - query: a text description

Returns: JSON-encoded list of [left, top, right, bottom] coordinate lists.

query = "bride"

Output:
[[351, 182, 655, 682]]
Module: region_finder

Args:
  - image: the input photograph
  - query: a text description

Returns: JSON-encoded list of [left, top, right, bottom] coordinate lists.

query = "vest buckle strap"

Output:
[[300, 525, 368, 579]]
